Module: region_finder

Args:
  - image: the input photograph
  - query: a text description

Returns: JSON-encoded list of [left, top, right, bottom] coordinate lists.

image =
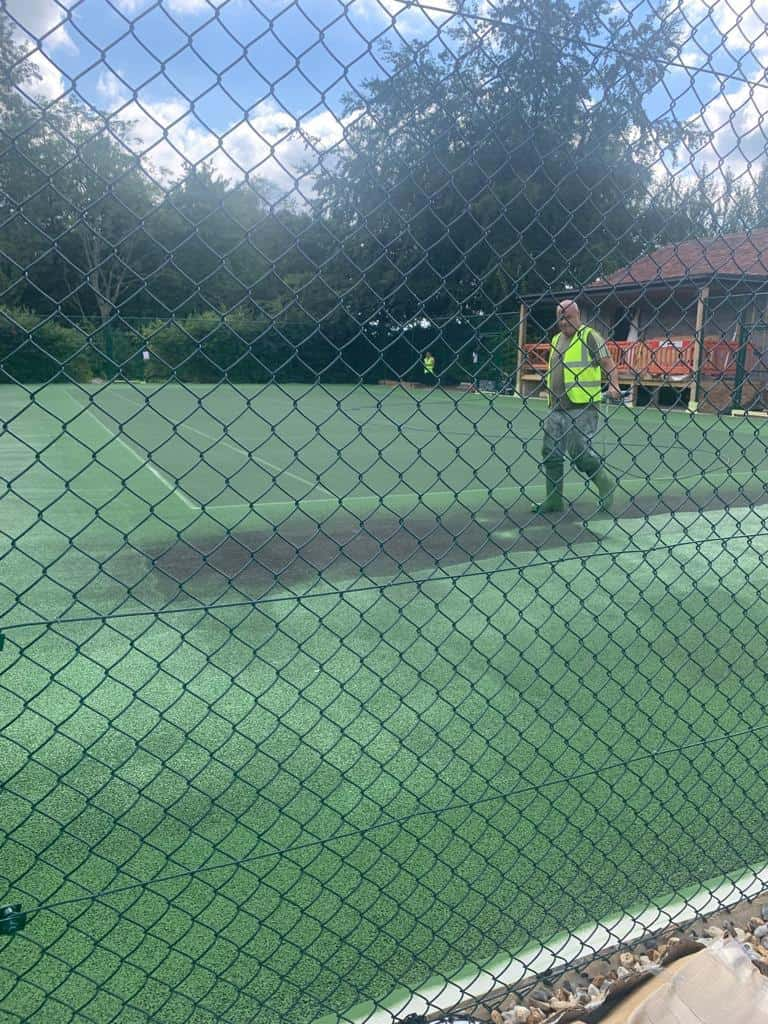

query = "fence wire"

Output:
[[2, 1, 768, 1023]]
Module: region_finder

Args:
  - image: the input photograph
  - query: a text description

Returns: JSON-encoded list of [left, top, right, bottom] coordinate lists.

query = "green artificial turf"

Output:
[[2, 383, 768, 1024]]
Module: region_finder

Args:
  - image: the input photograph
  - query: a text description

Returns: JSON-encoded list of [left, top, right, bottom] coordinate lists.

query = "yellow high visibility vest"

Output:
[[547, 326, 602, 403], [423, 355, 436, 375]]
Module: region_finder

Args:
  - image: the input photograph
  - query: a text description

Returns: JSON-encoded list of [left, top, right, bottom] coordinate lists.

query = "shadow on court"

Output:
[[124, 480, 768, 609]]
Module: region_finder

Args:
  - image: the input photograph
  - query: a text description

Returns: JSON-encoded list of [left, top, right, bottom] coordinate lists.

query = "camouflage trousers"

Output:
[[541, 404, 602, 477]]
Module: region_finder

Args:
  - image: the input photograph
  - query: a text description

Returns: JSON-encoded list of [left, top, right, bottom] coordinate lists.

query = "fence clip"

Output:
[[0, 904, 27, 936]]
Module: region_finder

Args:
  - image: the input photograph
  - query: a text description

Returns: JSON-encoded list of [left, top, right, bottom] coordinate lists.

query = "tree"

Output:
[[313, 0, 699, 322], [644, 166, 765, 247], [0, 13, 41, 122], [54, 113, 160, 322], [0, 13, 62, 306], [0, 13, 161, 320]]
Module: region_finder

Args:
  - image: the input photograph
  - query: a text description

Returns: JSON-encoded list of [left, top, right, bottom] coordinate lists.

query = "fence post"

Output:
[[688, 285, 710, 412], [732, 317, 750, 412], [515, 301, 527, 396]]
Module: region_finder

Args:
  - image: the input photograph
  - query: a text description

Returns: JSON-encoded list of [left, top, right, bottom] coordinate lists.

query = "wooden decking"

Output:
[[518, 337, 746, 406]]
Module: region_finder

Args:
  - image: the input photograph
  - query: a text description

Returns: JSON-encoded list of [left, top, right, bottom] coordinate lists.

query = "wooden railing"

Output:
[[520, 337, 757, 382]]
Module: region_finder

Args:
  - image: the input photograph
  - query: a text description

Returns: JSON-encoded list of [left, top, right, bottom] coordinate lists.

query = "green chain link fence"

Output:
[[3, 1, 768, 1022]]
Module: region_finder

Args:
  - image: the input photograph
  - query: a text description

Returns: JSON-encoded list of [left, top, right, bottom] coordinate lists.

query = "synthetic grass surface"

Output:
[[2, 384, 768, 1024]]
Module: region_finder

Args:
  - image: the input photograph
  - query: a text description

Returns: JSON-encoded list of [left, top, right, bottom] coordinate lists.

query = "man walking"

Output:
[[531, 299, 622, 517]]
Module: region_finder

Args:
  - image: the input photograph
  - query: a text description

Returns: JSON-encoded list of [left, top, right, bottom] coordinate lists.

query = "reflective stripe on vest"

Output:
[[547, 326, 602, 403]]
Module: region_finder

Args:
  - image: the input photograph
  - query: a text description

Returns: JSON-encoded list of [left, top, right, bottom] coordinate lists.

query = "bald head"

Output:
[[556, 300, 581, 337]]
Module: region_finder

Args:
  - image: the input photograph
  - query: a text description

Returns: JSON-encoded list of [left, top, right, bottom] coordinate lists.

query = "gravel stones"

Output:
[[448, 890, 768, 1024]]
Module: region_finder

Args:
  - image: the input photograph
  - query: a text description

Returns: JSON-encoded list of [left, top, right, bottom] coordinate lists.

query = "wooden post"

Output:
[[732, 314, 752, 412], [688, 285, 709, 412], [515, 301, 528, 396]]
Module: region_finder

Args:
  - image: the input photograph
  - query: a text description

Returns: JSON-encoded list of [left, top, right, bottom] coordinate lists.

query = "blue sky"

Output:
[[6, 0, 768, 195]]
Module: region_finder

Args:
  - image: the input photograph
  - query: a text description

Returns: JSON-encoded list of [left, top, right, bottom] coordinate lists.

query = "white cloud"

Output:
[[5, 0, 77, 50], [688, 78, 768, 180], [672, 0, 768, 64], [112, 0, 233, 15], [701, 0, 768, 59], [5, 0, 79, 103], [96, 71, 126, 107], [96, 77, 349, 197], [353, 0, 459, 37], [655, 0, 768, 186], [28, 52, 69, 101]]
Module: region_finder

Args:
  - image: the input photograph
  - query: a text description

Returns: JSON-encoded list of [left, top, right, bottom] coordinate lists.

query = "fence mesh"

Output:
[[3, 1, 768, 1022]]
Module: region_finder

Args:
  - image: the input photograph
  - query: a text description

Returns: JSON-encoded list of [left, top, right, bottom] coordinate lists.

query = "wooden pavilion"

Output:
[[515, 230, 768, 413]]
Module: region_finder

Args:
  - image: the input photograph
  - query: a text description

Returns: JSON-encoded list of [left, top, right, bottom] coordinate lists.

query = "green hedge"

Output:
[[0, 308, 516, 387], [140, 312, 514, 385], [0, 308, 92, 383], [87, 324, 148, 380], [142, 312, 361, 384]]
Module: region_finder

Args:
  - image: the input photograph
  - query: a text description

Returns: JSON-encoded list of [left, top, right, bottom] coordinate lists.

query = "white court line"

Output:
[[323, 862, 768, 1024], [65, 392, 199, 511], [2, 421, 197, 504], [63, 388, 768, 517], [88, 387, 336, 504], [178, 422, 336, 498], [199, 462, 768, 517]]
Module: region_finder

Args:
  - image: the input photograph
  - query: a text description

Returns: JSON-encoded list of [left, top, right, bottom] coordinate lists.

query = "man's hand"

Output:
[[599, 356, 622, 404]]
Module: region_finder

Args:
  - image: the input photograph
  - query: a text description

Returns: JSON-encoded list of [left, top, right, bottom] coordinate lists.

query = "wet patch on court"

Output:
[[119, 482, 767, 610]]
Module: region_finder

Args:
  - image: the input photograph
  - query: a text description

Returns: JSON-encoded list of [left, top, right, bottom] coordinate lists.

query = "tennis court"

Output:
[[3, 381, 768, 1024]]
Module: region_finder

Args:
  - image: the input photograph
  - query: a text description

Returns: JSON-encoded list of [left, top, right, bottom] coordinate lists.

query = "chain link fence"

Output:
[[2, 1, 768, 1022]]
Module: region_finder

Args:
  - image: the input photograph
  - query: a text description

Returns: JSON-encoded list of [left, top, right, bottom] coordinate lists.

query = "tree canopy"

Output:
[[313, 0, 710, 321], [2, 4, 768, 344]]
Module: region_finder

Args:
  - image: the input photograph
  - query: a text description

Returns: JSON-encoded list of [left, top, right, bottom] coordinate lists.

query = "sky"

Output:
[[5, 0, 768, 198]]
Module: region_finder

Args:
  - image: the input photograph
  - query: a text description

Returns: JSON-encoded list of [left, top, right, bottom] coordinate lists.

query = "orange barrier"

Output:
[[522, 337, 755, 381], [636, 339, 694, 378], [701, 340, 744, 377], [607, 341, 635, 372], [520, 343, 550, 373]]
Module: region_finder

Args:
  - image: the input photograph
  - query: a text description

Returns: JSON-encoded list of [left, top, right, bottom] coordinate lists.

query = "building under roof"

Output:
[[516, 230, 768, 412]]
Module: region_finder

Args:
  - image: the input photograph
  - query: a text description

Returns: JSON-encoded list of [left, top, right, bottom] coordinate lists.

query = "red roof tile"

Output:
[[596, 229, 768, 286]]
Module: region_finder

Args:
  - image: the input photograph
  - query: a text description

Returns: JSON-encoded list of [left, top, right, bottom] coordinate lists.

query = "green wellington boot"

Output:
[[592, 469, 616, 517], [531, 462, 564, 514]]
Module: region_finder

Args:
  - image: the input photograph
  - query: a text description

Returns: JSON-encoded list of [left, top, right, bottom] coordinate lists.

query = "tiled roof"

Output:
[[595, 229, 768, 287]]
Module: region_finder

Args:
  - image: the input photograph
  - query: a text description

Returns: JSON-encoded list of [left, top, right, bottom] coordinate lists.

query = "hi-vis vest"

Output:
[[547, 326, 602, 404], [423, 355, 436, 375]]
